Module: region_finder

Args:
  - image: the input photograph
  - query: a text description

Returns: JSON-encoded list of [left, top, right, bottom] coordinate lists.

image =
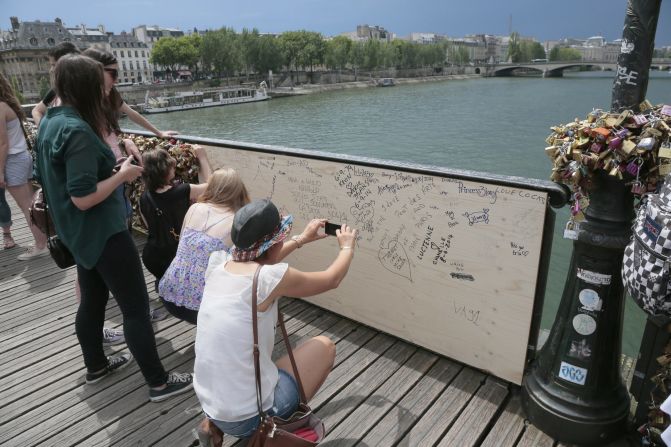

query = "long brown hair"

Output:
[[0, 73, 26, 121], [199, 168, 250, 211], [54, 54, 107, 140], [82, 48, 123, 134]]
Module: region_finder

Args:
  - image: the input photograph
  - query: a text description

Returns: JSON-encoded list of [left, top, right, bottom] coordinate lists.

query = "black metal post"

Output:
[[521, 0, 662, 444]]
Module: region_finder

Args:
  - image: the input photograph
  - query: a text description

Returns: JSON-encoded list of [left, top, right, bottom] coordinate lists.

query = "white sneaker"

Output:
[[102, 327, 125, 346], [17, 246, 50, 261]]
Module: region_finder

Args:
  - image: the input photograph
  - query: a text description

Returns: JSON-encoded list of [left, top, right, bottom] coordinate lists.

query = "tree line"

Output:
[[150, 29, 461, 79], [149, 28, 594, 79]]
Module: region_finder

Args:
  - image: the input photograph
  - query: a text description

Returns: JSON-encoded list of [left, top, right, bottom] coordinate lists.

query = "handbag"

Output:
[[31, 188, 75, 269], [29, 187, 50, 235], [248, 266, 326, 447]]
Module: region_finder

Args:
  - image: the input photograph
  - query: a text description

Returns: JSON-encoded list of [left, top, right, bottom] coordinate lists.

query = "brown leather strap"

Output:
[[251, 265, 309, 416], [278, 311, 308, 404], [251, 265, 265, 416]]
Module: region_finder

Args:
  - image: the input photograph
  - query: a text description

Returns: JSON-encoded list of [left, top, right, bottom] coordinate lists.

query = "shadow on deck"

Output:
[[0, 198, 637, 446]]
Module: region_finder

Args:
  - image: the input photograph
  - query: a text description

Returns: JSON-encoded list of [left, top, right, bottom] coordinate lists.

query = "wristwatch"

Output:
[[291, 235, 303, 248]]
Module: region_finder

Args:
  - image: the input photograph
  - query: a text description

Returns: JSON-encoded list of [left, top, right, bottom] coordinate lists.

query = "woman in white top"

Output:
[[0, 73, 48, 260], [194, 199, 357, 442]]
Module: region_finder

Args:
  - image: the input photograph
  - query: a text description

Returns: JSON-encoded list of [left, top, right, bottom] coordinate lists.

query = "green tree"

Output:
[[201, 27, 242, 80], [325, 36, 352, 70], [278, 31, 303, 73], [363, 39, 381, 70], [379, 42, 397, 68], [549, 46, 582, 61], [38, 77, 50, 99], [175, 35, 201, 78], [529, 42, 546, 60], [240, 28, 260, 76], [349, 41, 366, 79], [150, 37, 181, 73], [507, 32, 522, 63], [255, 35, 284, 76]]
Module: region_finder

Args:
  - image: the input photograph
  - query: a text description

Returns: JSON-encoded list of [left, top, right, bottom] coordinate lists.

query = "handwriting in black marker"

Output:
[[450, 272, 475, 281], [463, 209, 490, 226], [378, 239, 412, 282]]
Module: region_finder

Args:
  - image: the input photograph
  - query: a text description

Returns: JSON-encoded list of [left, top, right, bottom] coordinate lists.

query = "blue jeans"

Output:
[[0, 188, 11, 228], [211, 369, 300, 438]]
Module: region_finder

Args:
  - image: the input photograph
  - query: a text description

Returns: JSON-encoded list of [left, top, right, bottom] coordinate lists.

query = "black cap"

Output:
[[231, 199, 281, 249]]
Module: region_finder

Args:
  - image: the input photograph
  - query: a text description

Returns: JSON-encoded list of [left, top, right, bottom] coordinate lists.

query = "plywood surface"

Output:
[[205, 146, 548, 384]]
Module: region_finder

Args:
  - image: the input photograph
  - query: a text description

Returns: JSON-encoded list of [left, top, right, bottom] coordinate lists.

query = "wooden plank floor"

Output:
[[0, 197, 636, 447]]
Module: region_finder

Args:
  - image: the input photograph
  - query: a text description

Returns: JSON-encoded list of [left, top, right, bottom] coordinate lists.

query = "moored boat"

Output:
[[142, 82, 269, 114], [376, 77, 395, 87]]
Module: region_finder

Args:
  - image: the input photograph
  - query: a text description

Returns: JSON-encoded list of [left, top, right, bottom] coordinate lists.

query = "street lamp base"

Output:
[[521, 366, 630, 445]]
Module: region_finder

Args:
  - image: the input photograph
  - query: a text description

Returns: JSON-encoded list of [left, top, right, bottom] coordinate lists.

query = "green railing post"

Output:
[[521, 0, 662, 444]]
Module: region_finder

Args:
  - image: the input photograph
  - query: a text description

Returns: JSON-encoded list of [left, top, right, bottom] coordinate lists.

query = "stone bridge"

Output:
[[483, 61, 618, 77]]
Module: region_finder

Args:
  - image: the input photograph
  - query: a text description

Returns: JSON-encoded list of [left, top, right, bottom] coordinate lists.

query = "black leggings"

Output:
[[160, 297, 198, 325], [76, 230, 168, 387]]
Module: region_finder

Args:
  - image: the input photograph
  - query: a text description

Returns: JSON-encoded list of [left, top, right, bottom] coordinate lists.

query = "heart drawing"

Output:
[[378, 238, 412, 282]]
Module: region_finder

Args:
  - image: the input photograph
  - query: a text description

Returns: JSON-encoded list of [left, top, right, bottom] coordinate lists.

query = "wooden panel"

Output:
[[205, 146, 547, 384]]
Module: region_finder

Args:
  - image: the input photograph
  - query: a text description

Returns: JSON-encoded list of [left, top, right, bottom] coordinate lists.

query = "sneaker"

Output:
[[149, 372, 193, 402], [85, 353, 133, 384], [150, 308, 167, 322], [17, 246, 49, 261], [102, 327, 125, 346]]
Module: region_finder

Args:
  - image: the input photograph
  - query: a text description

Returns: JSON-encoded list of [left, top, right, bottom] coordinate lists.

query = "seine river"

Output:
[[123, 70, 671, 356]]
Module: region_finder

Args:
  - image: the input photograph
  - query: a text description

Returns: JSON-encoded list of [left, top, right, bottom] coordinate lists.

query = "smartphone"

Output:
[[113, 156, 138, 172], [324, 222, 341, 236]]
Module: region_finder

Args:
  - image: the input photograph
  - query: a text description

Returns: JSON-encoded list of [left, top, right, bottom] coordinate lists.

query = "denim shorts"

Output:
[[211, 369, 300, 439], [4, 151, 32, 187]]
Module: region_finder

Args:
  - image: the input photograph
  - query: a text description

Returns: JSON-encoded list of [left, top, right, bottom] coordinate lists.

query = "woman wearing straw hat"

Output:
[[193, 199, 357, 441]]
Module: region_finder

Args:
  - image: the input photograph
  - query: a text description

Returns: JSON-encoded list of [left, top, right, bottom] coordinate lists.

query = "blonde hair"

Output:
[[199, 168, 250, 211]]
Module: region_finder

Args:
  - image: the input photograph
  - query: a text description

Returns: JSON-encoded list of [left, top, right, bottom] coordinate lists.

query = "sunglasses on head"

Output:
[[104, 68, 118, 80]]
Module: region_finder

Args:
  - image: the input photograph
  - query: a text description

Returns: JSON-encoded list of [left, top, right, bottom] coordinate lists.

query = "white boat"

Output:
[[142, 82, 269, 114], [377, 78, 395, 87]]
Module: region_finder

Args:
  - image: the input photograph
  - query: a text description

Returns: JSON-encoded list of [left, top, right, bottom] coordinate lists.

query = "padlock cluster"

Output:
[[546, 101, 671, 224]]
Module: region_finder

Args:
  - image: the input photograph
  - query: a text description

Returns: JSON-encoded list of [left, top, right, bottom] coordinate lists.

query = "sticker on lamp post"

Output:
[[559, 361, 588, 385], [573, 314, 597, 336]]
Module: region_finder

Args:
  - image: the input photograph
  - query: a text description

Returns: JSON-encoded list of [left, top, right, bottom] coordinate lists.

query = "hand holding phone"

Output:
[[113, 156, 139, 172], [324, 222, 341, 236]]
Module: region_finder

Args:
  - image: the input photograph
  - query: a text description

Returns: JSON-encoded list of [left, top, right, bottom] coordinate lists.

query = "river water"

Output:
[[123, 71, 671, 356]]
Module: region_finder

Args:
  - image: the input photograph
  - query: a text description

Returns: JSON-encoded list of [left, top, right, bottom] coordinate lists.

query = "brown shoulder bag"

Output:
[[248, 266, 326, 447]]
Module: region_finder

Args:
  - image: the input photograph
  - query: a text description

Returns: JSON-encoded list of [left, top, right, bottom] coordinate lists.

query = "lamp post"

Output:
[[521, 0, 662, 444]]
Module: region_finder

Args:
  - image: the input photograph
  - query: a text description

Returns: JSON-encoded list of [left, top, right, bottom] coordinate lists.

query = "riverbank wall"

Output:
[[269, 73, 481, 97]]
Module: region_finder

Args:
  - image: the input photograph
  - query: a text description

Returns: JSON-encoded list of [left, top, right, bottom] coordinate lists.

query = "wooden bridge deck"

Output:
[[0, 198, 636, 447]]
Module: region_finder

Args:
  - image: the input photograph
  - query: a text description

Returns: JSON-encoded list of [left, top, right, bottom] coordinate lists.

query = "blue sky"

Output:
[[3, 0, 671, 45]]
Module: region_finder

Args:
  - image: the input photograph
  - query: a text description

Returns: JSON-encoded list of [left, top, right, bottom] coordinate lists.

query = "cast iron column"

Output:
[[521, 0, 662, 444]]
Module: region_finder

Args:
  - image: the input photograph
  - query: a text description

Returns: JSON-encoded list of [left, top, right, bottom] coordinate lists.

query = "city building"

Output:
[[409, 33, 440, 45], [67, 23, 110, 50], [356, 24, 393, 42], [109, 32, 152, 84], [0, 17, 78, 101], [132, 24, 184, 51]]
